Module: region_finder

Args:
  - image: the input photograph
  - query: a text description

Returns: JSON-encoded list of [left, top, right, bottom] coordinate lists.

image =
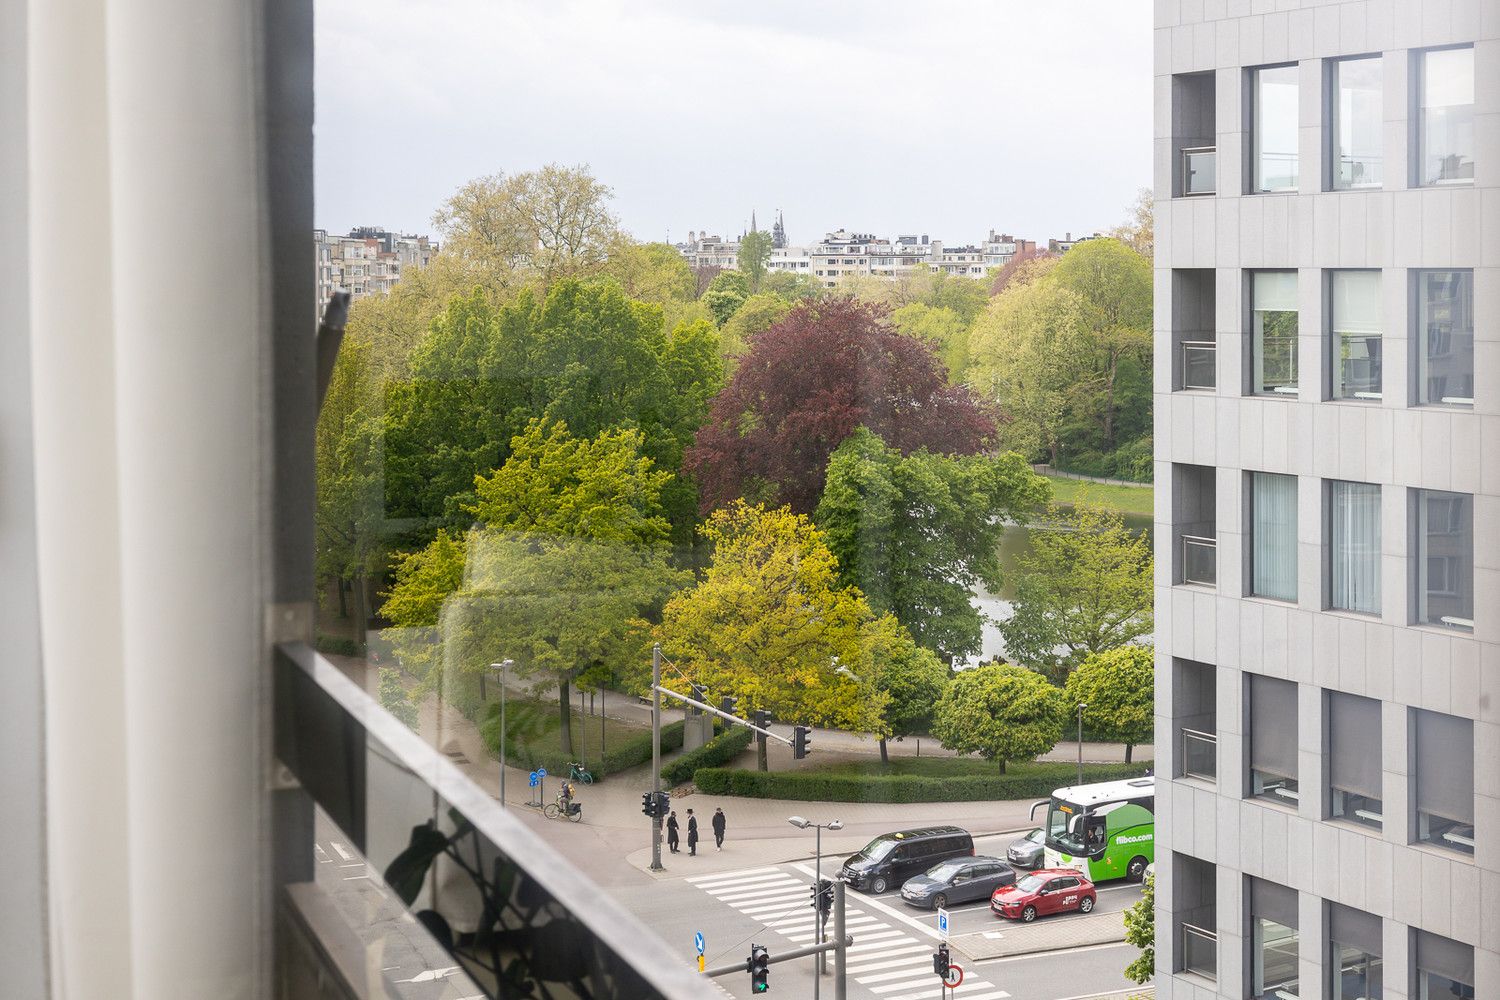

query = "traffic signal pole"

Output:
[[700, 935, 854, 978], [833, 880, 847, 1000], [650, 644, 663, 872]]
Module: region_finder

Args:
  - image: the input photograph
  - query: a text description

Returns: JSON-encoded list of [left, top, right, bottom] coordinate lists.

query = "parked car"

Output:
[[900, 856, 1016, 909], [990, 869, 1097, 923], [1006, 827, 1045, 869], [840, 826, 974, 895]]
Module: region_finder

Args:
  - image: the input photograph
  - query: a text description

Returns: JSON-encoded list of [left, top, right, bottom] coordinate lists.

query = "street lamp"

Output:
[[1076, 701, 1087, 788], [788, 815, 844, 989], [490, 660, 514, 807]]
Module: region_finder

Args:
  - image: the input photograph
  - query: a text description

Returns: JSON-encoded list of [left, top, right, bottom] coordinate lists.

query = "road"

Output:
[[615, 830, 1145, 1000]]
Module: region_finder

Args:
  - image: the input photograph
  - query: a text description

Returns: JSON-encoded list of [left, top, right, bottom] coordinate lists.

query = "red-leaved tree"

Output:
[[685, 297, 997, 513]]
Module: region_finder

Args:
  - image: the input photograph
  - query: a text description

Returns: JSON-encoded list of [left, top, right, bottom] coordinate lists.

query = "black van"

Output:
[[839, 826, 975, 894]]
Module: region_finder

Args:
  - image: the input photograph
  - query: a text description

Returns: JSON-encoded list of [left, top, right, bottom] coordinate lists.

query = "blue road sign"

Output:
[[536, 767, 548, 778], [528, 771, 539, 787], [694, 931, 705, 955], [937, 907, 949, 939]]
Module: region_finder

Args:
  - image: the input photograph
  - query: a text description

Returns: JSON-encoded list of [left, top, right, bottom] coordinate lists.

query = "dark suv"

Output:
[[839, 826, 974, 894]]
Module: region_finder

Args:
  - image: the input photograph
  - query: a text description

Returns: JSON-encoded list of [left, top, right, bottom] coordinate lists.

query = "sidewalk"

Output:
[[951, 911, 1126, 960]]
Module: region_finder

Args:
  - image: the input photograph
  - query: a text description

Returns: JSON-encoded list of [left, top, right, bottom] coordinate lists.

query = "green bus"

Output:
[[1034, 776, 1155, 883]]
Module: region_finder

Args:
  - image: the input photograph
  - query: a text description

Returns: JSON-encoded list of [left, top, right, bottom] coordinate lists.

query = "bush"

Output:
[[663, 726, 754, 786], [315, 633, 361, 657], [478, 702, 688, 781], [691, 762, 1151, 803]]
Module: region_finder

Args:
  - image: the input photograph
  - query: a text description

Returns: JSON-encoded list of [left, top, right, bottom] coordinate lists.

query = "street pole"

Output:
[[650, 643, 664, 872], [579, 686, 586, 764], [815, 824, 824, 983], [491, 660, 513, 808], [833, 880, 847, 1000], [1076, 702, 1087, 788]]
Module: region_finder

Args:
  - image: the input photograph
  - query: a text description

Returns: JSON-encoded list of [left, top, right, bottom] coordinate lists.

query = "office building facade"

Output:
[[1154, 3, 1498, 1000]]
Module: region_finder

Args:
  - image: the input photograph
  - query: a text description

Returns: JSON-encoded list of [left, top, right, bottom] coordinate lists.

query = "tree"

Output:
[[890, 302, 971, 381], [762, 269, 824, 302], [1123, 872, 1155, 983], [607, 241, 697, 304], [380, 529, 468, 678], [998, 500, 1153, 678], [380, 667, 419, 730], [930, 664, 1066, 772], [702, 270, 749, 326], [738, 229, 774, 293], [432, 164, 621, 287], [815, 428, 1050, 661], [656, 501, 891, 740], [1109, 187, 1154, 260], [866, 623, 950, 763], [1064, 646, 1155, 762], [685, 297, 997, 514], [717, 292, 789, 358]]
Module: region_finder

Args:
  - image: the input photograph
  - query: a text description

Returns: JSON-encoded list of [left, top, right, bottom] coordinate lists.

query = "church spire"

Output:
[[772, 209, 787, 249]]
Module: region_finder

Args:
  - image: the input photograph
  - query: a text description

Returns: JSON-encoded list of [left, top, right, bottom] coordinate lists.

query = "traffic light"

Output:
[[810, 878, 833, 916], [792, 724, 812, 759], [753, 709, 769, 730], [720, 695, 739, 717], [641, 792, 655, 817], [654, 790, 669, 817], [933, 943, 950, 978], [748, 943, 769, 993]]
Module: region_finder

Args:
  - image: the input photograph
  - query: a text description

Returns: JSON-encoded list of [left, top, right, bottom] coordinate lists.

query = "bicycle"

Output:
[[543, 790, 583, 823], [567, 761, 594, 785]]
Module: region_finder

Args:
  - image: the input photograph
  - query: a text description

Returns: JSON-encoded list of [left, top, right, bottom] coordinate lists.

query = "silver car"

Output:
[[1006, 827, 1045, 869]]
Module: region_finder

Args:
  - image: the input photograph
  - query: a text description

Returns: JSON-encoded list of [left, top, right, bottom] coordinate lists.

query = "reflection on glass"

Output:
[[1183, 147, 1217, 195], [1331, 788, 1383, 830], [1251, 271, 1298, 395], [1330, 271, 1381, 400], [1418, 971, 1475, 1000], [1253, 917, 1300, 999], [1331, 57, 1383, 189], [1333, 941, 1383, 1000], [1253, 65, 1299, 192], [1181, 341, 1216, 390], [1415, 271, 1473, 406], [1415, 489, 1472, 630], [1182, 923, 1217, 979], [1329, 480, 1380, 614], [1180, 728, 1217, 782], [1419, 47, 1474, 186]]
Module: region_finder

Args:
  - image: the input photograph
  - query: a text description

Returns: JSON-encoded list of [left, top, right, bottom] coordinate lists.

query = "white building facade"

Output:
[[314, 227, 436, 322], [1154, 5, 1498, 1000]]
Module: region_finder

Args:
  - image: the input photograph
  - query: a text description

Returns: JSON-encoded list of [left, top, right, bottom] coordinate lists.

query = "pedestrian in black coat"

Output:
[[686, 809, 699, 856], [712, 808, 727, 851], [666, 811, 680, 853]]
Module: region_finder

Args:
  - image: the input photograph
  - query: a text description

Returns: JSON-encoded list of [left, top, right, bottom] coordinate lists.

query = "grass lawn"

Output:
[[1043, 474, 1154, 517], [800, 755, 1150, 779], [490, 697, 649, 768]]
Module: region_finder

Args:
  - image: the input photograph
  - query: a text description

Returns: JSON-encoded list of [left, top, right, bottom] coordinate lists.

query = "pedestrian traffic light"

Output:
[[720, 695, 739, 717], [753, 709, 769, 730], [792, 724, 811, 759], [654, 790, 669, 817], [748, 943, 769, 992], [641, 792, 655, 817], [810, 878, 833, 916], [933, 943, 950, 978]]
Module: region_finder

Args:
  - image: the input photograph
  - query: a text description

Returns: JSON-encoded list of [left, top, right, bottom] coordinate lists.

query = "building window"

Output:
[[1329, 480, 1380, 614], [1330, 57, 1383, 189], [1327, 691, 1382, 829], [1252, 64, 1299, 192], [1248, 674, 1299, 804], [1329, 903, 1383, 1000], [1416, 47, 1474, 186], [1414, 931, 1475, 1000], [1330, 271, 1381, 400], [1412, 709, 1474, 855], [1251, 271, 1298, 396], [1248, 878, 1299, 999], [1414, 270, 1473, 406], [1413, 489, 1472, 630], [1250, 472, 1298, 601]]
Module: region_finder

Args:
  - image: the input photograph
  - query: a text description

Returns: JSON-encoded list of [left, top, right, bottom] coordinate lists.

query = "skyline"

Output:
[[314, 0, 1153, 245]]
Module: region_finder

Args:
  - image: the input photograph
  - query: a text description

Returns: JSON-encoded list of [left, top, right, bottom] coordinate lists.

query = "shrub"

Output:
[[479, 704, 690, 781], [691, 762, 1152, 803], [315, 633, 361, 657], [663, 726, 754, 786]]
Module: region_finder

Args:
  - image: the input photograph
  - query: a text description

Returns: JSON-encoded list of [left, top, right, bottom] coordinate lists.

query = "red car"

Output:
[[990, 868, 1097, 923]]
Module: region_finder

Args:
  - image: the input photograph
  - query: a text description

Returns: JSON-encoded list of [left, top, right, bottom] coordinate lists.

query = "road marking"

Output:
[[863, 966, 949, 984], [847, 954, 934, 974], [329, 841, 354, 862], [313, 844, 331, 863], [791, 863, 940, 940], [711, 883, 803, 904], [696, 872, 798, 892], [872, 977, 946, 994], [686, 865, 782, 884]]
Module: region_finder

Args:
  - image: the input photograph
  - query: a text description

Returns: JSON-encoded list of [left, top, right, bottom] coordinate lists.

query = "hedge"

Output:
[[479, 708, 689, 781], [691, 762, 1152, 803], [315, 633, 361, 657], [662, 726, 754, 786]]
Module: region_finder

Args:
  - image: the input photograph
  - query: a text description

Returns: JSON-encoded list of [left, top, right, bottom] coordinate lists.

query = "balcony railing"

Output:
[[1180, 727, 1217, 783], [1181, 923, 1218, 980], [1180, 340, 1216, 390], [1180, 534, 1217, 587], [1182, 146, 1216, 196]]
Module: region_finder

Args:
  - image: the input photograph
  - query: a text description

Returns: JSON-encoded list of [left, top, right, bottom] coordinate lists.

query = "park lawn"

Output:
[[800, 755, 1151, 780], [492, 697, 648, 769], [1043, 474, 1154, 517]]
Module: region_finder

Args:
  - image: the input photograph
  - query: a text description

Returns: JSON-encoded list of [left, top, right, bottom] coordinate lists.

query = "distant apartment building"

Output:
[[1154, 6, 1496, 1000], [314, 227, 436, 322], [678, 231, 740, 271]]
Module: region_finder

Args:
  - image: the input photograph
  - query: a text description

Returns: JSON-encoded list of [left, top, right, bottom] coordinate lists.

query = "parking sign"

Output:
[[937, 907, 949, 940]]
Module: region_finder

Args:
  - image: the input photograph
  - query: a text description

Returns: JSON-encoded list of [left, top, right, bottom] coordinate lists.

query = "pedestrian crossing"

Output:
[[686, 864, 1011, 1000]]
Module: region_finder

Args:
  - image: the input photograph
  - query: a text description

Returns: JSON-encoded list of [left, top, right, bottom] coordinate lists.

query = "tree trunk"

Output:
[[557, 677, 573, 757], [879, 737, 889, 765], [1102, 358, 1118, 449], [1125, 742, 1134, 764], [353, 572, 369, 656], [757, 732, 768, 772], [998, 758, 1007, 774], [336, 576, 348, 618]]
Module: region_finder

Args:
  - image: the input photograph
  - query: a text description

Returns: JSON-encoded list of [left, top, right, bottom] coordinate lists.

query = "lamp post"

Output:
[[490, 660, 513, 807], [789, 815, 844, 990], [1076, 701, 1087, 789]]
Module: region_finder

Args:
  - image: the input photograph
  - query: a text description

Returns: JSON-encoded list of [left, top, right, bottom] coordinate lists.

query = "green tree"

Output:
[[657, 501, 891, 740], [738, 229, 774, 293], [931, 664, 1067, 772], [999, 500, 1153, 678], [866, 623, 950, 764], [763, 269, 824, 302], [815, 428, 1050, 661], [1123, 872, 1155, 983], [606, 241, 697, 304], [380, 529, 468, 678], [1064, 646, 1155, 762], [718, 292, 789, 359], [702, 270, 749, 326], [890, 303, 970, 380], [380, 667, 419, 730]]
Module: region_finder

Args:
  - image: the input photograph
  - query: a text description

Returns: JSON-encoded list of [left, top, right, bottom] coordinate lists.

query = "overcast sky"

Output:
[[314, 1, 1152, 248]]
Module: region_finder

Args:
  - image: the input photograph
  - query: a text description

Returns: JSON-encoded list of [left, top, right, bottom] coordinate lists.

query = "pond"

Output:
[[970, 508, 1154, 665]]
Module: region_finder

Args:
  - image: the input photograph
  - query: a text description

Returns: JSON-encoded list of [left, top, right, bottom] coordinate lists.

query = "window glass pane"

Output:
[[1251, 473, 1298, 601], [1252, 272, 1298, 395], [1420, 47, 1474, 185], [1329, 480, 1380, 613], [1414, 709, 1474, 855], [1333, 941, 1383, 1000], [1249, 675, 1299, 803], [1415, 270, 1473, 406], [1253, 917, 1300, 999], [1332, 57, 1383, 189], [1330, 271, 1381, 399], [1415, 490, 1473, 630], [1254, 65, 1299, 191]]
